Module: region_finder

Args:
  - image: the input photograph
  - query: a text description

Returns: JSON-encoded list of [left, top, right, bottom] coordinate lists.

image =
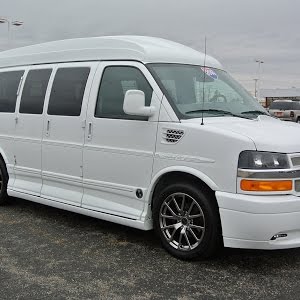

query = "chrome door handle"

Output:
[[46, 120, 50, 136], [87, 122, 92, 140]]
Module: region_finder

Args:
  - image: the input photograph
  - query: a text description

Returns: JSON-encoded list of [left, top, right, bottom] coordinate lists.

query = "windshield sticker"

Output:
[[201, 67, 218, 80]]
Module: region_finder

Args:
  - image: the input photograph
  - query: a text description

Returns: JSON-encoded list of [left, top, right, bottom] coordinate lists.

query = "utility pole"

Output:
[[253, 78, 258, 98], [255, 59, 264, 99]]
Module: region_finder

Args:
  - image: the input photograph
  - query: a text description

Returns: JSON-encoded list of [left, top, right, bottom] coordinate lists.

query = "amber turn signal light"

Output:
[[240, 179, 293, 192]]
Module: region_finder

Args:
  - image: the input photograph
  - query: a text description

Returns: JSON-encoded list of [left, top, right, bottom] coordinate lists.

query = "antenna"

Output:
[[201, 36, 207, 126]]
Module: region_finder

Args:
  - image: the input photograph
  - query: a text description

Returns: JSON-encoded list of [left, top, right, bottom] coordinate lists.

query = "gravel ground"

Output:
[[0, 197, 299, 300]]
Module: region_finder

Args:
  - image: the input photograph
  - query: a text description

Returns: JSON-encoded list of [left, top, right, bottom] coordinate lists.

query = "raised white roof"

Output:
[[0, 36, 223, 69]]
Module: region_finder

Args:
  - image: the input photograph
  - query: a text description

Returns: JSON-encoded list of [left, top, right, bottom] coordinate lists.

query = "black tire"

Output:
[[297, 117, 300, 124], [153, 181, 222, 260], [0, 158, 9, 205]]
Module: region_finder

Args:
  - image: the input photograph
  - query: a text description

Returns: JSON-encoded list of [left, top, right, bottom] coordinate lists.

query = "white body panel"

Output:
[[14, 107, 44, 195], [182, 115, 300, 153], [0, 36, 299, 251]]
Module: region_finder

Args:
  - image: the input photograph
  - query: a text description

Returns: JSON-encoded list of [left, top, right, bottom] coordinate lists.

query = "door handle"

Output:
[[46, 120, 50, 136], [87, 122, 92, 140]]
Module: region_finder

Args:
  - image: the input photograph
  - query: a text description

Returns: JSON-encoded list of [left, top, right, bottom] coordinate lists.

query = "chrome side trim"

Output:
[[155, 152, 215, 164], [84, 144, 153, 158], [238, 168, 300, 179]]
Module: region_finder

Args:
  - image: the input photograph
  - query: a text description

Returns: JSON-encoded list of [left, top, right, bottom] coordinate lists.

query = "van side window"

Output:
[[48, 67, 90, 116], [95, 66, 153, 120], [0, 71, 24, 113], [19, 69, 52, 114]]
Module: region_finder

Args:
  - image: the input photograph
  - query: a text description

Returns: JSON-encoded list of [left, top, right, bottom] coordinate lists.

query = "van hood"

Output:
[[182, 115, 300, 153]]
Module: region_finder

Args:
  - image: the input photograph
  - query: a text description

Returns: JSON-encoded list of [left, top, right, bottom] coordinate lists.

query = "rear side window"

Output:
[[270, 101, 300, 110], [95, 66, 153, 120], [0, 71, 24, 113], [48, 67, 90, 116], [20, 69, 52, 114], [293, 102, 300, 109]]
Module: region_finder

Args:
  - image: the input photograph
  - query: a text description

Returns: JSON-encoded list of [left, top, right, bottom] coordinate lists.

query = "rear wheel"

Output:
[[297, 117, 300, 123], [0, 159, 9, 205], [153, 181, 222, 260]]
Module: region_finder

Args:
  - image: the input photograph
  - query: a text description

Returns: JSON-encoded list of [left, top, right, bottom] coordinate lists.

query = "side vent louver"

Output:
[[162, 128, 184, 144]]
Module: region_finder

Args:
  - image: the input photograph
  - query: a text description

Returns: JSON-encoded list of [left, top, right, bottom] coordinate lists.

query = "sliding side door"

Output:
[[41, 62, 98, 206]]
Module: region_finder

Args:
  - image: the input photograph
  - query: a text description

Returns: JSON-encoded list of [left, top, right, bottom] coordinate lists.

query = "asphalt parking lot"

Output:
[[0, 198, 300, 300]]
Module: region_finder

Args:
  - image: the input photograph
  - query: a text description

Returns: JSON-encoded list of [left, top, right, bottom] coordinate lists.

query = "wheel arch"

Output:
[[0, 147, 9, 166], [146, 166, 219, 208]]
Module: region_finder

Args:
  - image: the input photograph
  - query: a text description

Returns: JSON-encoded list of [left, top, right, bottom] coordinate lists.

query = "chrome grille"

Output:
[[162, 129, 184, 144], [291, 156, 300, 167]]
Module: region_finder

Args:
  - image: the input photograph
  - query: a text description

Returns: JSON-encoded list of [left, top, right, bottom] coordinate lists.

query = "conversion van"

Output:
[[0, 36, 300, 260]]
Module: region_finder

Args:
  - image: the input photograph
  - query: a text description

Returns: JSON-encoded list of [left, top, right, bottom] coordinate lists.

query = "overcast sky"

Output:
[[0, 0, 299, 92]]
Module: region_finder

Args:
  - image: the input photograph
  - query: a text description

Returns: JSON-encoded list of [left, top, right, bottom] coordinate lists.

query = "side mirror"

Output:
[[123, 90, 156, 117]]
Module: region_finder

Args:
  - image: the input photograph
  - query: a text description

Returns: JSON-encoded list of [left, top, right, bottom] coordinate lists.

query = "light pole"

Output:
[[255, 59, 264, 99], [253, 78, 258, 98], [0, 18, 23, 48]]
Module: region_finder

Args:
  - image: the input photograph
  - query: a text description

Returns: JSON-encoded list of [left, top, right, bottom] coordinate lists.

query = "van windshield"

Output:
[[148, 64, 267, 119]]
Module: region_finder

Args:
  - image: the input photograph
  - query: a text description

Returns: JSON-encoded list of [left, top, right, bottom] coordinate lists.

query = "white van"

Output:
[[0, 36, 299, 259]]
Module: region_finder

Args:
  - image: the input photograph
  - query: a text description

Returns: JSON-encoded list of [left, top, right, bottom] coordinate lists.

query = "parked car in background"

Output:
[[269, 100, 300, 123]]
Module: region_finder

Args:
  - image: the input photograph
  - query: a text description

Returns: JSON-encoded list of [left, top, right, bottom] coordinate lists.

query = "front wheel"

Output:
[[153, 182, 222, 260], [297, 117, 300, 124]]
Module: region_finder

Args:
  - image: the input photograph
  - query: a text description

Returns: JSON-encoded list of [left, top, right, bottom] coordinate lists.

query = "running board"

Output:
[[8, 189, 152, 231]]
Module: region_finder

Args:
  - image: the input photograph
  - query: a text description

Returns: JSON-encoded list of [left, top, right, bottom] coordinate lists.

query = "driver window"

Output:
[[95, 66, 153, 120]]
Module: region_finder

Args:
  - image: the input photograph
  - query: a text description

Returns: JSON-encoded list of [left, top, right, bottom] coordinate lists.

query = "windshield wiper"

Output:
[[185, 109, 250, 119], [240, 110, 269, 116]]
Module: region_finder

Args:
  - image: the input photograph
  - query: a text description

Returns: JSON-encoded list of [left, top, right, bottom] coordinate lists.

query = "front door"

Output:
[[41, 62, 98, 206], [82, 61, 163, 219]]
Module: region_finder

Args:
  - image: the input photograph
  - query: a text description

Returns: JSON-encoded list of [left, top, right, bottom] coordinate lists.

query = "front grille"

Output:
[[296, 180, 300, 192], [292, 157, 300, 167]]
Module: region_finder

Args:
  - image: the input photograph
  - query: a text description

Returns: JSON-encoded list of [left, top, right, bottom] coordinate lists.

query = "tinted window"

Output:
[[269, 101, 300, 110], [20, 69, 52, 114], [48, 67, 90, 116], [95, 66, 153, 120], [0, 71, 24, 112]]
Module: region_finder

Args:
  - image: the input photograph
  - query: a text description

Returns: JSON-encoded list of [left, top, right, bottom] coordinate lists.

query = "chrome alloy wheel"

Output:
[[159, 192, 205, 251]]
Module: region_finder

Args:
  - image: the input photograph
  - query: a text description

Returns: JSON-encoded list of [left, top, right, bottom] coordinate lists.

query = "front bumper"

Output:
[[216, 191, 300, 249]]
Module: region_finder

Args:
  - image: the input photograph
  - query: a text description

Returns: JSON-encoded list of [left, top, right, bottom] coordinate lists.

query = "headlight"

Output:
[[238, 151, 290, 170]]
